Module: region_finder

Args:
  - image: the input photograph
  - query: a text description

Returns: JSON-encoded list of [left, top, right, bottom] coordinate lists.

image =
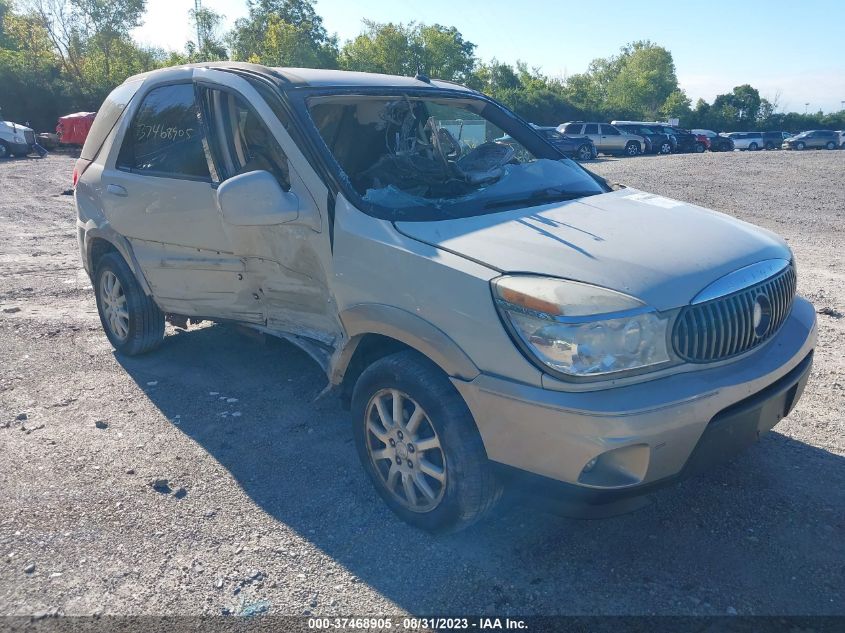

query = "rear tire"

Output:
[[624, 141, 640, 156], [94, 252, 164, 355], [826, 141, 836, 150], [576, 144, 592, 161], [694, 142, 706, 153], [352, 350, 502, 533], [659, 141, 672, 154], [749, 142, 758, 151]]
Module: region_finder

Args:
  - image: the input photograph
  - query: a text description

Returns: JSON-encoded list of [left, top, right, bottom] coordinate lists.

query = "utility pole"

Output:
[[195, 0, 203, 51]]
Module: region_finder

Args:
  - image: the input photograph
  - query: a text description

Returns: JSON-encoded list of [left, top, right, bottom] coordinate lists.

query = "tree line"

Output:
[[2, 0, 843, 133]]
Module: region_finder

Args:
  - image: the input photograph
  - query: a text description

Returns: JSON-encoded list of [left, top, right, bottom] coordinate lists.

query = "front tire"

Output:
[[826, 141, 836, 150], [352, 351, 502, 533], [576, 144, 592, 161], [796, 141, 805, 150], [659, 141, 672, 154], [94, 252, 164, 355], [694, 142, 706, 153], [0, 141, 9, 159], [748, 142, 758, 151], [624, 141, 640, 156]]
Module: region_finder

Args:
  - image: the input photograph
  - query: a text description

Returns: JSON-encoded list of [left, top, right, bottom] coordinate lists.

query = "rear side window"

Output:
[[117, 83, 210, 180], [601, 124, 620, 135], [81, 80, 142, 161], [584, 123, 599, 134], [563, 123, 582, 134]]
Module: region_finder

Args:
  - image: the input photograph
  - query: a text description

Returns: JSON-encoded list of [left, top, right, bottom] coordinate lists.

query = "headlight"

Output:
[[13, 135, 25, 144], [492, 275, 674, 379]]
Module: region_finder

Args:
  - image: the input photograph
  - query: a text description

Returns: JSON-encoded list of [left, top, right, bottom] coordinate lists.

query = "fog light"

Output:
[[582, 457, 598, 473]]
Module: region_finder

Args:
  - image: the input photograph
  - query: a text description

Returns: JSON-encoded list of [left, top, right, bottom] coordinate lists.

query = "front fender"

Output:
[[330, 304, 480, 385]]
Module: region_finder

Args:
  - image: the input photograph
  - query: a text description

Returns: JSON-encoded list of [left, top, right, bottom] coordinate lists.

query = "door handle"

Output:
[[106, 184, 128, 197]]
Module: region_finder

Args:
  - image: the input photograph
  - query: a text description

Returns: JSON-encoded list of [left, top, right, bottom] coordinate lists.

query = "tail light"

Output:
[[72, 158, 92, 189]]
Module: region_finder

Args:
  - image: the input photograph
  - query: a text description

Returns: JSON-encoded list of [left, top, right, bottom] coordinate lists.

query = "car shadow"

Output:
[[115, 323, 845, 615]]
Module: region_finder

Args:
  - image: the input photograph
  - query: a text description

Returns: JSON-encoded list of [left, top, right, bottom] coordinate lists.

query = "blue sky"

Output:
[[133, 0, 845, 113]]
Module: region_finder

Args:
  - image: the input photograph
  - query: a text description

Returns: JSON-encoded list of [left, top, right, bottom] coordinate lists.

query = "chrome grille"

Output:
[[673, 265, 796, 363]]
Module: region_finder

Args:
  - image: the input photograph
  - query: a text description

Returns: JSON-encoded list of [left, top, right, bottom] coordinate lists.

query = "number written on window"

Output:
[[118, 83, 210, 179]]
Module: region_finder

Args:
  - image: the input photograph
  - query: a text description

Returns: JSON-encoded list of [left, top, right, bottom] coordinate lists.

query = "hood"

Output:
[[395, 188, 790, 311], [0, 120, 33, 136]]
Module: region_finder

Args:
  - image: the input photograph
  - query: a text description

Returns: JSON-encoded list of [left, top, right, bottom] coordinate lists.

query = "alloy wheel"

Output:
[[365, 388, 447, 513], [99, 270, 129, 341], [577, 145, 592, 160], [660, 142, 672, 154]]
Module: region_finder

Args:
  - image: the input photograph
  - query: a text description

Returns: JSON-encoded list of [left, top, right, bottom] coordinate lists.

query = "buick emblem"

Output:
[[752, 294, 772, 337]]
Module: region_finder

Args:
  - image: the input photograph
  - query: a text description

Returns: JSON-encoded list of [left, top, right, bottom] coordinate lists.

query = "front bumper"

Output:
[[453, 297, 816, 501]]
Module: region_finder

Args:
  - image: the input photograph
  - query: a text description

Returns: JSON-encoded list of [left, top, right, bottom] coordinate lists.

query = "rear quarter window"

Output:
[[80, 80, 143, 161]]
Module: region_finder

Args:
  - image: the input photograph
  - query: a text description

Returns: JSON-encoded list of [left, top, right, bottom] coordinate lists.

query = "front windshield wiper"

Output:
[[482, 188, 602, 211]]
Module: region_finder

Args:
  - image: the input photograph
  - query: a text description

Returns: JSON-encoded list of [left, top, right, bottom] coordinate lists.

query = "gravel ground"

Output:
[[0, 150, 843, 618]]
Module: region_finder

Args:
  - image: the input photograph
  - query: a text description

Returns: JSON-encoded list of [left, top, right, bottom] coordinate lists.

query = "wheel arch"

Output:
[[331, 305, 481, 408], [83, 227, 153, 296]]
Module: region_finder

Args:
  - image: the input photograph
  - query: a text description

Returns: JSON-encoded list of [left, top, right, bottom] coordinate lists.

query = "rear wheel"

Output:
[[94, 252, 164, 355], [694, 142, 706, 153], [748, 142, 758, 151], [352, 351, 502, 533], [576, 144, 592, 161], [765, 141, 774, 150], [826, 141, 836, 150], [659, 141, 672, 154], [624, 141, 640, 156]]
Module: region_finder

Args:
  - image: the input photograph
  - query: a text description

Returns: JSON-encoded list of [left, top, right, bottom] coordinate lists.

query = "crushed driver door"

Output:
[[193, 68, 342, 354]]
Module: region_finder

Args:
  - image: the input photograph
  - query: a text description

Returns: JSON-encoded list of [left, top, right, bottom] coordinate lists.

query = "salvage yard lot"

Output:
[[1, 150, 843, 616]]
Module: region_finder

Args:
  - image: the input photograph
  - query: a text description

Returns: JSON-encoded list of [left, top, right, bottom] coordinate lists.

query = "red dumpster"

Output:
[[56, 112, 96, 145]]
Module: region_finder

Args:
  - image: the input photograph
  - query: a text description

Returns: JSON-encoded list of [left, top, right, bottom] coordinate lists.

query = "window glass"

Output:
[[306, 94, 605, 218], [82, 80, 142, 161], [601, 124, 620, 135], [200, 88, 290, 189], [117, 84, 209, 179], [584, 123, 599, 134], [563, 123, 582, 134]]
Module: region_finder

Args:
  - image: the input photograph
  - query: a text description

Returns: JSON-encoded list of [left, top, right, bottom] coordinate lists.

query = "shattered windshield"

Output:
[[306, 93, 606, 219]]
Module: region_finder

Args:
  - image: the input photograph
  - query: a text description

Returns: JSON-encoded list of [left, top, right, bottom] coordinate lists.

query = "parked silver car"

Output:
[[723, 131, 764, 150], [558, 122, 645, 156], [74, 63, 816, 533]]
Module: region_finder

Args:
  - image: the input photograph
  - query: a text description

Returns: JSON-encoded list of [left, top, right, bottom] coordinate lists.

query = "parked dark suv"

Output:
[[762, 131, 791, 150], [647, 124, 700, 153], [611, 122, 674, 154], [691, 129, 735, 152]]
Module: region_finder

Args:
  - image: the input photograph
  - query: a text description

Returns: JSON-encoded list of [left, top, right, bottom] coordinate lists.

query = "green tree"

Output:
[[605, 41, 680, 118], [340, 21, 475, 82], [661, 89, 692, 121], [228, 0, 338, 67], [186, 4, 227, 61]]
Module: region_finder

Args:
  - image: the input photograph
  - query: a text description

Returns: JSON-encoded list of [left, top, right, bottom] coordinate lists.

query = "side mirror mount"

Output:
[[216, 170, 299, 226]]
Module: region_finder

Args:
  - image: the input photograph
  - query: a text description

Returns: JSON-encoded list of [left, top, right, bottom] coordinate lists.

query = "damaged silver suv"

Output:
[[75, 63, 816, 533]]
